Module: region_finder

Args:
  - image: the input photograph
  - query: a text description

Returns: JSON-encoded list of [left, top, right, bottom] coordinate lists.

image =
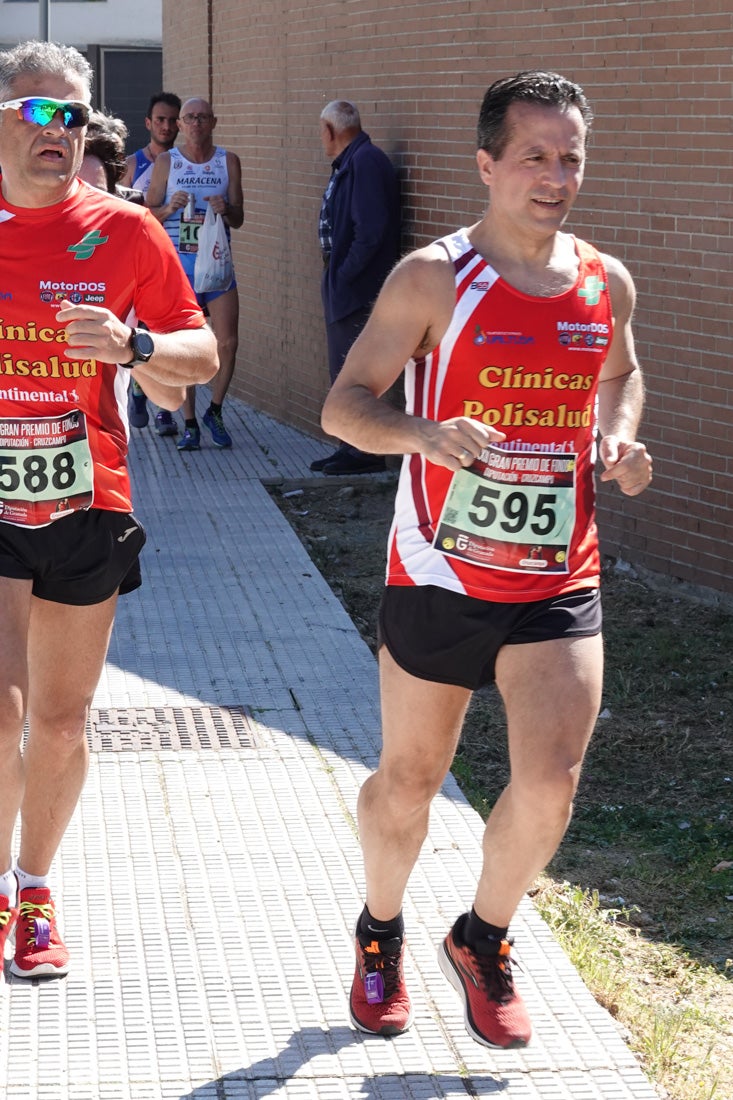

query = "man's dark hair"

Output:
[[84, 131, 125, 192], [84, 110, 127, 192], [146, 91, 181, 118], [477, 71, 593, 159]]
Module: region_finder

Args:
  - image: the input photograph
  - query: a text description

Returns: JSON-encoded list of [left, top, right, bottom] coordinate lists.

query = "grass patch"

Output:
[[457, 563, 733, 1098], [532, 879, 730, 1100]]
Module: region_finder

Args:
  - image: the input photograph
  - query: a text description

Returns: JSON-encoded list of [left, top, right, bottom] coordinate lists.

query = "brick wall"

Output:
[[162, 0, 733, 597]]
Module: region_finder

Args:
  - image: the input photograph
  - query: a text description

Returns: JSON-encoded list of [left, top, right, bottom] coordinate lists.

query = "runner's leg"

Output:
[[474, 633, 603, 927], [206, 286, 239, 405], [181, 386, 197, 420], [359, 646, 473, 921], [18, 592, 118, 876], [0, 576, 33, 872]]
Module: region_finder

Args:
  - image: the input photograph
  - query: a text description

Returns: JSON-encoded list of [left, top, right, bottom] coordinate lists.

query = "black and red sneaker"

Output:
[[349, 929, 413, 1036], [439, 913, 531, 1048]]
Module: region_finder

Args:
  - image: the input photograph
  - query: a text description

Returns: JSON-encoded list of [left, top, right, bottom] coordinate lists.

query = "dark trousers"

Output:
[[323, 306, 373, 458], [325, 305, 372, 384]]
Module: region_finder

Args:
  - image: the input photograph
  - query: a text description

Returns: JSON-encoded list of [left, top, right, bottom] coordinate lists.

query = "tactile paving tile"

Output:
[[0, 396, 660, 1099], [4, 740, 660, 1099]]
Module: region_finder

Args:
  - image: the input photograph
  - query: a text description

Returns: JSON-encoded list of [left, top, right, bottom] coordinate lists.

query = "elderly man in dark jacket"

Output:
[[313, 100, 401, 475]]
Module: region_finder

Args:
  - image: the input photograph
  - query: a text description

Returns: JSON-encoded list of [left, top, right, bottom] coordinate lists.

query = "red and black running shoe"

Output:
[[11, 887, 70, 978], [0, 893, 19, 968], [439, 912, 531, 1048], [349, 928, 413, 1036]]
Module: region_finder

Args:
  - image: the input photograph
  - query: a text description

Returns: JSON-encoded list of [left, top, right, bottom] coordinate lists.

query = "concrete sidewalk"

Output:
[[1, 396, 660, 1099]]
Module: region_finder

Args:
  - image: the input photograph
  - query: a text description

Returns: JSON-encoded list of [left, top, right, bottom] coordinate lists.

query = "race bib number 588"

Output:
[[0, 411, 94, 527], [433, 444, 577, 574]]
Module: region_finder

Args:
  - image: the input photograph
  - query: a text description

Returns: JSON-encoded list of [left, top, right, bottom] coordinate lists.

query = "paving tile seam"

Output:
[[0, 1067, 651, 1087]]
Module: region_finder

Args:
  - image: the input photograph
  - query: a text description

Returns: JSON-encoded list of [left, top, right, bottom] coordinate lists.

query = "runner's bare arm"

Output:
[[58, 301, 218, 387], [119, 153, 136, 189], [145, 152, 187, 222], [205, 152, 244, 228], [321, 247, 505, 471], [596, 254, 652, 496], [126, 374, 186, 411]]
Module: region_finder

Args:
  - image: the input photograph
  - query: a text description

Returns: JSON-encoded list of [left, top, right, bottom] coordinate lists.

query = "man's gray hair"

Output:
[[320, 100, 361, 134], [0, 40, 93, 102]]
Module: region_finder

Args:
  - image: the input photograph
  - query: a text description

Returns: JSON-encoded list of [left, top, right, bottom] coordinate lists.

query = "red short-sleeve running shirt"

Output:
[[0, 178, 206, 526]]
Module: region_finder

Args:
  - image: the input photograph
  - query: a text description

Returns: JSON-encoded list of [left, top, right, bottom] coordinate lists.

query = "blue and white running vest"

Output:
[[163, 146, 230, 283], [130, 148, 154, 194]]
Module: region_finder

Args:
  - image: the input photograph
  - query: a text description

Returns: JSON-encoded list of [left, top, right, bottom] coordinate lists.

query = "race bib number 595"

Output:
[[0, 411, 94, 527], [432, 444, 577, 574]]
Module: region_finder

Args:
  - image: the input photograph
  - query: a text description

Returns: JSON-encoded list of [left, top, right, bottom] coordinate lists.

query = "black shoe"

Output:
[[322, 451, 387, 476], [310, 450, 340, 472]]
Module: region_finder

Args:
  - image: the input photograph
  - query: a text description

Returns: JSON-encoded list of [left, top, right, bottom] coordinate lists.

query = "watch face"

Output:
[[133, 330, 155, 360]]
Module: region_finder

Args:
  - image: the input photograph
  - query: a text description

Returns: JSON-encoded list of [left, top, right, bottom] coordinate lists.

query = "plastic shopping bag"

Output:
[[193, 203, 233, 293]]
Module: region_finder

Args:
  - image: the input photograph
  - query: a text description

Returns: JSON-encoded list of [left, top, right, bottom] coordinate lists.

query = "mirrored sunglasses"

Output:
[[0, 97, 90, 129]]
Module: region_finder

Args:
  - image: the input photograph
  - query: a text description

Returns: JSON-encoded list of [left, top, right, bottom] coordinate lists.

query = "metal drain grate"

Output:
[[88, 706, 258, 751]]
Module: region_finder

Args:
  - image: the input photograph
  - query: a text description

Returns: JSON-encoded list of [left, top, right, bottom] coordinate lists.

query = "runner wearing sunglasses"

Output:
[[0, 40, 218, 980], [0, 97, 91, 129]]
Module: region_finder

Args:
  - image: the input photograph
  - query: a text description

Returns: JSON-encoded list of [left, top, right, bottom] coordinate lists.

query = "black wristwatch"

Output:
[[124, 326, 155, 367]]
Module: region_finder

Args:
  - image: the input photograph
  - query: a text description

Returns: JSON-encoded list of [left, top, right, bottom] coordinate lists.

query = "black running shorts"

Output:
[[378, 583, 602, 690], [0, 509, 146, 605]]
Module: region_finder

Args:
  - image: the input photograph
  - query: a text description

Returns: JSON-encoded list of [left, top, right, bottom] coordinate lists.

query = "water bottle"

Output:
[[184, 193, 196, 220]]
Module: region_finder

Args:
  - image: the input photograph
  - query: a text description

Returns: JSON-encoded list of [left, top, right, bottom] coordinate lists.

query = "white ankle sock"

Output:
[[15, 865, 49, 893], [1, 867, 17, 907]]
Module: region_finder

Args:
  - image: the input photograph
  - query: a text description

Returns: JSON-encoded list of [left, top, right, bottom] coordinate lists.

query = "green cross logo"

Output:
[[577, 275, 606, 307], [67, 230, 109, 260]]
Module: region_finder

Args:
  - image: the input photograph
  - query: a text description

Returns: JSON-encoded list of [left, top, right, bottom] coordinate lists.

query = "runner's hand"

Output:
[[204, 194, 227, 217], [168, 190, 190, 212], [58, 300, 135, 364], [420, 417, 505, 472], [599, 436, 653, 496]]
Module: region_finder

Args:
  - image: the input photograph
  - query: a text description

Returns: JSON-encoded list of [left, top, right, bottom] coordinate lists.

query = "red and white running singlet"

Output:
[[387, 230, 614, 603], [0, 178, 206, 527]]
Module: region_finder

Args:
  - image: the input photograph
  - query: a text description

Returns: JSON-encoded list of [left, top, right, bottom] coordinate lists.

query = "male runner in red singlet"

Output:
[[322, 71, 653, 1049], [0, 40, 218, 979]]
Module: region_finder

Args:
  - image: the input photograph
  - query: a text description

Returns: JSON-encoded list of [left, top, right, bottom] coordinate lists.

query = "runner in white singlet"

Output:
[[147, 97, 244, 451]]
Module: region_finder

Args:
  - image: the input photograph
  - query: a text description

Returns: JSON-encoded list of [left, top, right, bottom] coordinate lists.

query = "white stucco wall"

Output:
[[0, 0, 161, 48]]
